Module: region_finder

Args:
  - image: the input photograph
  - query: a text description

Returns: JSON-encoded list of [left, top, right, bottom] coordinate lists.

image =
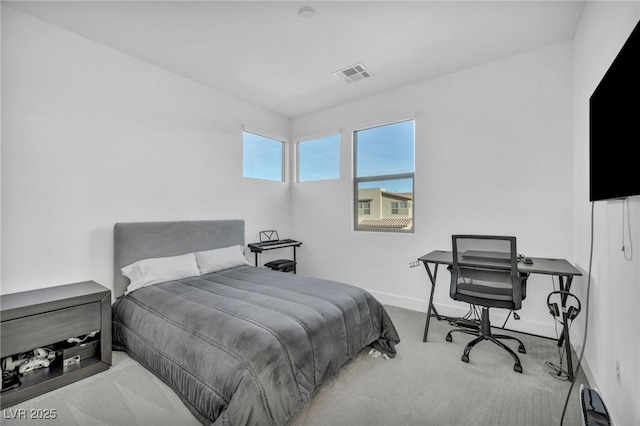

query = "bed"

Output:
[[111, 220, 400, 426]]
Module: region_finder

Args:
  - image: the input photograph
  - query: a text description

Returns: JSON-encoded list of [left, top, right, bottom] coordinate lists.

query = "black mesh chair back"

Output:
[[446, 235, 529, 373], [450, 235, 526, 310]]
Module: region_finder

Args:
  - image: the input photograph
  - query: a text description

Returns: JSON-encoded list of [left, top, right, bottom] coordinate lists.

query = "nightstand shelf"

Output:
[[0, 281, 112, 408]]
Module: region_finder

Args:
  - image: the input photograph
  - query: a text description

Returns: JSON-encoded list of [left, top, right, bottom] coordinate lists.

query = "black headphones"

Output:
[[547, 290, 581, 321]]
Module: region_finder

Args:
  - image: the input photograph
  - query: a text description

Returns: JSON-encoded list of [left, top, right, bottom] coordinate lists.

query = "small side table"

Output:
[[0, 281, 112, 408]]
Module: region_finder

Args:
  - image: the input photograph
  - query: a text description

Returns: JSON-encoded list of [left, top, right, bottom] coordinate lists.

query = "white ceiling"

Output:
[[5, 1, 586, 118]]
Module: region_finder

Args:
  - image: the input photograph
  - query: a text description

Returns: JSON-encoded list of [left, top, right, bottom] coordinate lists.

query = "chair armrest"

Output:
[[448, 266, 458, 300], [511, 275, 528, 310]]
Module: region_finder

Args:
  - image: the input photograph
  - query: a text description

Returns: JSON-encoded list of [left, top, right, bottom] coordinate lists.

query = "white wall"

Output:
[[1, 6, 291, 295], [572, 2, 640, 425], [3, 3, 638, 423], [291, 41, 574, 339]]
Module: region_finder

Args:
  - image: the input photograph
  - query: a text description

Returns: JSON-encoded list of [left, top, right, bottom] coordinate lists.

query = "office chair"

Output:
[[446, 235, 529, 373]]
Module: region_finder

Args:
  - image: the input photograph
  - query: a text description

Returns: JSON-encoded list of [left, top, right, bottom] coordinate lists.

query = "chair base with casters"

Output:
[[446, 307, 526, 373]]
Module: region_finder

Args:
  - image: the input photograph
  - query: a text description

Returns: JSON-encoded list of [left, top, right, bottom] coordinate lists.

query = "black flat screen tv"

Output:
[[589, 20, 640, 202]]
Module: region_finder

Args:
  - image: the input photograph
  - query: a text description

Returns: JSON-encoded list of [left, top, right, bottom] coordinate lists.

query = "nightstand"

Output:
[[1, 281, 112, 408]]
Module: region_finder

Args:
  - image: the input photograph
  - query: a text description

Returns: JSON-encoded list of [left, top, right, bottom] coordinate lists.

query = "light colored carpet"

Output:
[[1, 350, 201, 426], [288, 305, 587, 426], [2, 305, 587, 425]]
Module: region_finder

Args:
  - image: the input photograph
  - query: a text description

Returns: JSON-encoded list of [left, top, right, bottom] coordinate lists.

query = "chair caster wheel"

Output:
[[461, 354, 469, 363], [518, 345, 526, 354], [514, 364, 523, 373], [446, 334, 452, 342]]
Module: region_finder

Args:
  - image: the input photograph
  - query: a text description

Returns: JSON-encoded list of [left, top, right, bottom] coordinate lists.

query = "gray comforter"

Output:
[[112, 266, 400, 426]]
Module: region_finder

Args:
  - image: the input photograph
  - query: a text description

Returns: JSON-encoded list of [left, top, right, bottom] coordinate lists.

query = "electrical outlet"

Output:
[[615, 359, 621, 384]]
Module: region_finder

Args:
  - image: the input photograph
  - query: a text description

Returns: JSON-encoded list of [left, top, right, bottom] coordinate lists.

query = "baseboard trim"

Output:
[[368, 290, 429, 313], [368, 290, 560, 340]]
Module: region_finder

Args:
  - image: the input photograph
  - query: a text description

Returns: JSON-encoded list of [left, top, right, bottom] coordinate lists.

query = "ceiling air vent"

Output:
[[333, 63, 372, 84]]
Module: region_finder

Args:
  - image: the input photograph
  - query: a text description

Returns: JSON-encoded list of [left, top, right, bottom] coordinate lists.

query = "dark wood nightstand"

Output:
[[1, 281, 112, 408]]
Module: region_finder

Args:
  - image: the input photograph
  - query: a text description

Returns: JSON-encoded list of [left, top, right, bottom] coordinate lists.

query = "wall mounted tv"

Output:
[[589, 19, 640, 202]]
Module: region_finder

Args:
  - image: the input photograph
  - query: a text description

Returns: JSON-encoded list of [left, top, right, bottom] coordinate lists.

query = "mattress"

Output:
[[112, 265, 400, 425]]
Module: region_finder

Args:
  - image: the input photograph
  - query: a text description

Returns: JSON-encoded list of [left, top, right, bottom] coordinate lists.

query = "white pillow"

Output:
[[195, 245, 250, 274], [122, 253, 200, 295]]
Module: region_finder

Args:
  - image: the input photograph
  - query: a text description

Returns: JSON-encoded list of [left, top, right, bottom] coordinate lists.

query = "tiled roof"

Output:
[[358, 218, 413, 228]]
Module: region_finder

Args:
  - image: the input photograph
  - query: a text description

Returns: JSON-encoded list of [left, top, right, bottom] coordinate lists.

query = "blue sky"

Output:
[[243, 119, 414, 191], [358, 178, 413, 194], [243, 131, 283, 181], [298, 135, 340, 182], [355, 119, 414, 193], [355, 120, 414, 177]]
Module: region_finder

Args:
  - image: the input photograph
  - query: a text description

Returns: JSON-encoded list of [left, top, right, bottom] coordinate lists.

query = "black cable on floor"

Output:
[[560, 201, 594, 426]]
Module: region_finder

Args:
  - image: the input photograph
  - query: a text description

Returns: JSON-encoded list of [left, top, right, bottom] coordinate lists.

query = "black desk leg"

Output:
[[293, 247, 297, 274], [254, 252, 259, 267], [561, 310, 574, 382], [422, 262, 440, 342], [556, 275, 575, 382]]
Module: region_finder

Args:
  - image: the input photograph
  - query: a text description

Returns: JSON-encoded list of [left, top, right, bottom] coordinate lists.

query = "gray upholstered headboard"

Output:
[[113, 220, 245, 299]]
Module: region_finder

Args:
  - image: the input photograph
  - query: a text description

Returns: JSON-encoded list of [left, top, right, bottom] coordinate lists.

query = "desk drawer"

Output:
[[1, 302, 101, 356]]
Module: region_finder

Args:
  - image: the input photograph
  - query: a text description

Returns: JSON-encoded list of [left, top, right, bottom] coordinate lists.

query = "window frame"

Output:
[[358, 201, 371, 215], [353, 118, 415, 233], [391, 201, 410, 215]]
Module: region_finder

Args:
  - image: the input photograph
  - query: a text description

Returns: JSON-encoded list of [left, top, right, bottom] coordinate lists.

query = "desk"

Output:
[[248, 239, 302, 273], [418, 250, 582, 381]]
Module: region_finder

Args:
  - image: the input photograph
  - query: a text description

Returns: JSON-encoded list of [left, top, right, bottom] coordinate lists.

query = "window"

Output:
[[354, 119, 414, 232], [358, 202, 371, 215], [243, 131, 284, 181], [391, 201, 410, 215], [297, 134, 340, 182]]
